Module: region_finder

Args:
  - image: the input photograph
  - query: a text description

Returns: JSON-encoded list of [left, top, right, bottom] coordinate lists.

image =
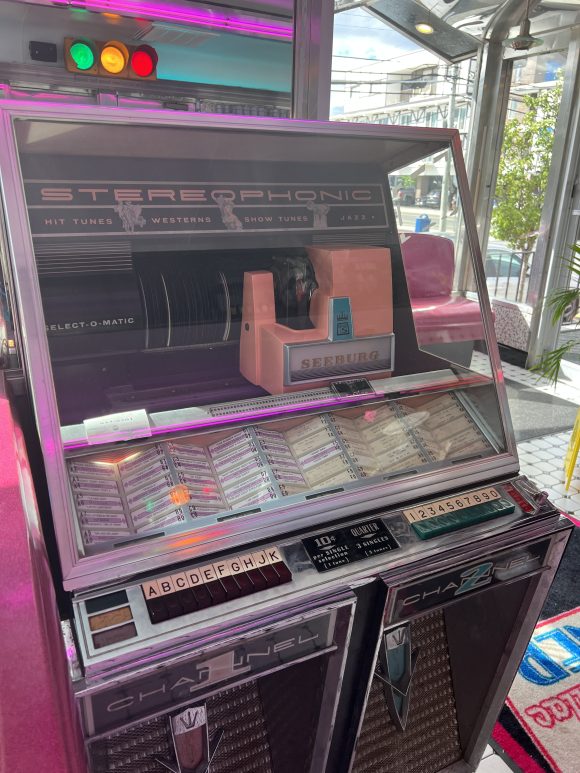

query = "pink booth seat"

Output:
[[400, 233, 487, 345], [0, 380, 86, 773]]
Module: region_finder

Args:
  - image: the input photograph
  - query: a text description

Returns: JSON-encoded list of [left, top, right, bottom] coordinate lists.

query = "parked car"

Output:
[[416, 190, 441, 208], [484, 242, 529, 302], [393, 187, 416, 206], [485, 246, 524, 278]]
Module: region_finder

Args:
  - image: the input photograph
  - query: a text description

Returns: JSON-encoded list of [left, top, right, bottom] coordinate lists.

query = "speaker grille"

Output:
[[352, 610, 462, 773], [207, 682, 273, 773], [88, 680, 273, 773]]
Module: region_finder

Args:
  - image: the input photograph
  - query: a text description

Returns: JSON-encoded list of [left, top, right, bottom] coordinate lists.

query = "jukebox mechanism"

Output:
[[240, 245, 394, 394]]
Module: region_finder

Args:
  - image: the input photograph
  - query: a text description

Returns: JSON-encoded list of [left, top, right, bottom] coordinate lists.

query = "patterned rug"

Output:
[[493, 607, 580, 773]]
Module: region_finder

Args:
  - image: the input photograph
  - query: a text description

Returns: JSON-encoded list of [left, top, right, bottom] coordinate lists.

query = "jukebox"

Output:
[[0, 105, 572, 773]]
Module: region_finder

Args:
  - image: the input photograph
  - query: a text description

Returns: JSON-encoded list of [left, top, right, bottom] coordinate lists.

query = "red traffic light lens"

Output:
[[131, 45, 158, 77]]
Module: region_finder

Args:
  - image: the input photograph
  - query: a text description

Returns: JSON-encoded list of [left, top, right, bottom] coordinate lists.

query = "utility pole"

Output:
[[439, 64, 459, 233]]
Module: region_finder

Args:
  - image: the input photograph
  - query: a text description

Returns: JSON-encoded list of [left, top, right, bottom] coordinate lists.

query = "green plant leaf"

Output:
[[563, 252, 580, 278], [530, 340, 578, 383], [490, 77, 563, 253], [547, 288, 580, 325]]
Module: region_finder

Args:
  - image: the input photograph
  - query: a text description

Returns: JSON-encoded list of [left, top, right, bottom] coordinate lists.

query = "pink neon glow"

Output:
[[71, 0, 293, 39], [63, 391, 384, 450], [61, 373, 490, 451]]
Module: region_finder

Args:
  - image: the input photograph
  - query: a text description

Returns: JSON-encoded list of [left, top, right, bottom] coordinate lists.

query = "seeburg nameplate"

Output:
[[284, 334, 395, 385], [303, 519, 399, 572]]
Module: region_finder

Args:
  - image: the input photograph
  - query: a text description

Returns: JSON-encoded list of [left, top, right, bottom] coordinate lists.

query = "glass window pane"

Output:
[[488, 51, 566, 303]]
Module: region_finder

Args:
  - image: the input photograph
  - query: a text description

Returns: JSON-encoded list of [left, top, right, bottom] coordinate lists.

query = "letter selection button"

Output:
[[259, 564, 280, 587], [146, 597, 169, 624], [165, 594, 184, 620], [191, 585, 213, 610], [141, 547, 292, 624], [271, 562, 292, 584], [219, 575, 242, 600], [175, 589, 198, 614], [205, 580, 228, 604], [246, 568, 268, 591], [233, 572, 254, 597]]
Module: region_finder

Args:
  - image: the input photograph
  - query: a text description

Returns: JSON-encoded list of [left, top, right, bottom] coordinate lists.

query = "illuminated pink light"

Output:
[[61, 373, 491, 451], [72, 0, 293, 39], [63, 392, 383, 450]]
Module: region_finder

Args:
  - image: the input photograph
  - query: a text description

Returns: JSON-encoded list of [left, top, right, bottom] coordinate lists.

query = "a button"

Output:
[[165, 594, 183, 619], [175, 589, 198, 614], [411, 498, 515, 540], [271, 561, 292, 584], [220, 575, 241, 599], [259, 565, 280, 587], [246, 568, 268, 591], [504, 484, 533, 513], [205, 580, 227, 604], [191, 585, 213, 609], [146, 597, 169, 624], [234, 572, 254, 597]]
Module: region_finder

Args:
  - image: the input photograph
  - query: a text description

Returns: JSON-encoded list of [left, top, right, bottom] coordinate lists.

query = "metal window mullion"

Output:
[[527, 35, 580, 365]]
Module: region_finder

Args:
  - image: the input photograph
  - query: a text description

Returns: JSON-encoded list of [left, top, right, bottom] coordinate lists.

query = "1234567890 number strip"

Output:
[[403, 487, 502, 524]]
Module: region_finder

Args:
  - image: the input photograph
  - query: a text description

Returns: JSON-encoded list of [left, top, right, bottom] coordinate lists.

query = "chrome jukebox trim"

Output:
[[0, 102, 520, 591]]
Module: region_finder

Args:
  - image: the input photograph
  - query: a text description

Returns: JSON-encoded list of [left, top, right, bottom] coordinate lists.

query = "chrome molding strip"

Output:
[[451, 131, 518, 461]]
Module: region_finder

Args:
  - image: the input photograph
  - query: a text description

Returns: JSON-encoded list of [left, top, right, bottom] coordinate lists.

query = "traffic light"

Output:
[[65, 38, 158, 80]]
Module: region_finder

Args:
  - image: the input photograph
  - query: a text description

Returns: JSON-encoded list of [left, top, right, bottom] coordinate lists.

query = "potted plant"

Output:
[[532, 242, 580, 382]]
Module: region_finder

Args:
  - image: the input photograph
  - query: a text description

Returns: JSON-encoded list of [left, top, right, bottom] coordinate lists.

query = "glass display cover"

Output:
[[7, 114, 514, 572]]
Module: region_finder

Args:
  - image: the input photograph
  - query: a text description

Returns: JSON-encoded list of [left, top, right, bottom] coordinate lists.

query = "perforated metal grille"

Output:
[[352, 610, 462, 773], [206, 682, 273, 773], [88, 680, 273, 773], [89, 716, 171, 773]]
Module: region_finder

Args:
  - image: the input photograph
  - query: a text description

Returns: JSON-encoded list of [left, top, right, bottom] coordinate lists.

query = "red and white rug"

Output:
[[494, 607, 580, 773]]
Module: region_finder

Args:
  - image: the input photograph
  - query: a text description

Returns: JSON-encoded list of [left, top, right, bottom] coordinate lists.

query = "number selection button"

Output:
[[411, 497, 515, 540]]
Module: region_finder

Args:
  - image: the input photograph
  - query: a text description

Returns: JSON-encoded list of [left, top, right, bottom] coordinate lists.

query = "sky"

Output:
[[331, 7, 422, 114]]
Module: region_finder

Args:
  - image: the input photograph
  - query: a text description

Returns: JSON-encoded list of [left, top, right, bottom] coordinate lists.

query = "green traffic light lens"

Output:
[[70, 41, 95, 71]]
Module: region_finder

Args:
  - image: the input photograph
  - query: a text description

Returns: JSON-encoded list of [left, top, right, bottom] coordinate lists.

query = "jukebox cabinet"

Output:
[[0, 104, 572, 773]]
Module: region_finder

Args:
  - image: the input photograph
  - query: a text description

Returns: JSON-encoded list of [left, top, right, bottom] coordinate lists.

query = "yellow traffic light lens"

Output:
[[100, 42, 128, 74]]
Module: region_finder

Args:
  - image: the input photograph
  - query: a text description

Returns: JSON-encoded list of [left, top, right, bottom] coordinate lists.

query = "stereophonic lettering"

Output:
[[39, 186, 376, 204]]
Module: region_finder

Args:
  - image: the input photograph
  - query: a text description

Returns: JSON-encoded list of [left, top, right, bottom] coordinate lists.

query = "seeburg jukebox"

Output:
[[0, 104, 572, 773]]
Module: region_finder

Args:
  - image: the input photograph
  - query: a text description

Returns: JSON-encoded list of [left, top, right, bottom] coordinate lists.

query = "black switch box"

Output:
[[29, 41, 58, 63]]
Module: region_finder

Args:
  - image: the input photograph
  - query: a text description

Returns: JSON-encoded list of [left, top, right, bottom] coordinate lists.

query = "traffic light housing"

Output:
[[65, 38, 158, 80]]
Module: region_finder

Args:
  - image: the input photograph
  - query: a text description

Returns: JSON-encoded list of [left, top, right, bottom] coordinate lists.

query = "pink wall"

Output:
[[0, 386, 86, 772]]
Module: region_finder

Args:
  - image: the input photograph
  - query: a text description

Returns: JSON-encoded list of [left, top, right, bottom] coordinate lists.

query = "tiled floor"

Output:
[[471, 350, 580, 407], [500, 357, 580, 407], [471, 352, 580, 516], [519, 431, 580, 517], [477, 746, 513, 772], [473, 355, 580, 772]]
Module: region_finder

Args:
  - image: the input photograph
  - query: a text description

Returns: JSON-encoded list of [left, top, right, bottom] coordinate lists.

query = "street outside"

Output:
[[394, 203, 460, 236]]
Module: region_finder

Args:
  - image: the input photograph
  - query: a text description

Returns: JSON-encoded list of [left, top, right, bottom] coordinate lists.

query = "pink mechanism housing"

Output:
[[240, 245, 393, 395], [400, 233, 486, 345]]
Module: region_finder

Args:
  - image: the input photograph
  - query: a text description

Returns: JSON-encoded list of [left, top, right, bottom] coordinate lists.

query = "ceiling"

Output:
[[335, 0, 580, 61]]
